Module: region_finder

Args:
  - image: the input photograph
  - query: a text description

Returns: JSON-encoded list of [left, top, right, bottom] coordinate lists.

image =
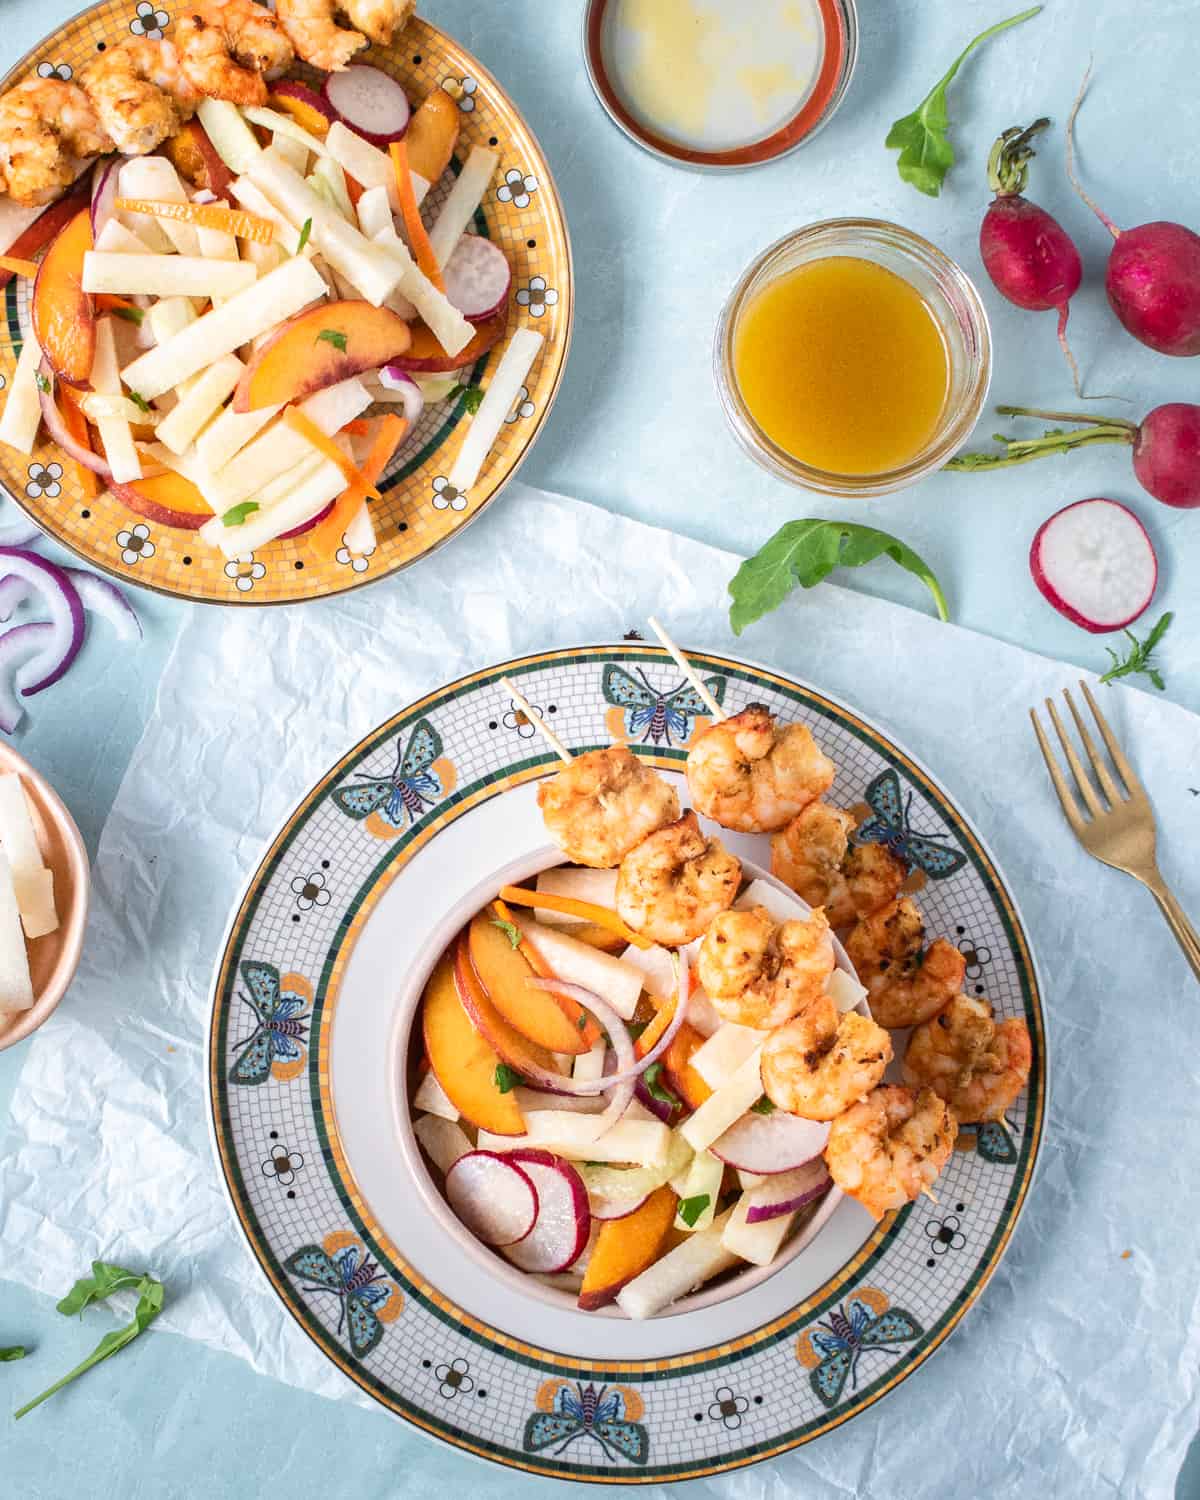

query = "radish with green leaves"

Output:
[[980, 119, 1085, 393]]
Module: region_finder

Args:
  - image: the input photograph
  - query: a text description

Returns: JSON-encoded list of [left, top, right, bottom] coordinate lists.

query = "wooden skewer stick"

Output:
[[647, 616, 727, 722], [499, 676, 572, 764]]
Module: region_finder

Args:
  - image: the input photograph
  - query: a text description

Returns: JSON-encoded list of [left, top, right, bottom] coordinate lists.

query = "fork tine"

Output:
[[1044, 697, 1103, 818], [1029, 707, 1085, 834], [1064, 687, 1121, 807], [1079, 681, 1145, 800]]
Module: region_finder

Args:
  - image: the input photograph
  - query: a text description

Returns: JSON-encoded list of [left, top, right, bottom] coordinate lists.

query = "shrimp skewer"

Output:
[[81, 40, 197, 157], [903, 995, 1032, 1124], [277, 0, 415, 72], [771, 801, 907, 927], [616, 810, 740, 946], [824, 1085, 957, 1220], [845, 897, 967, 1030], [176, 0, 294, 106], [0, 77, 110, 207], [698, 904, 835, 1030]]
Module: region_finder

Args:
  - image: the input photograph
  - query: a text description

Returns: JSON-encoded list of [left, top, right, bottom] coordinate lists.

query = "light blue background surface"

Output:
[[1, 1, 1197, 1495]]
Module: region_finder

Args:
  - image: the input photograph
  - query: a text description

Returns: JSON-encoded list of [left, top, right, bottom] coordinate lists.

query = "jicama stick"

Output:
[[447, 328, 544, 493], [390, 140, 444, 291], [282, 406, 381, 499], [428, 146, 499, 267], [323, 119, 430, 214], [118, 156, 198, 255], [209, 378, 370, 506], [498, 675, 571, 762], [195, 400, 280, 473], [92, 318, 141, 483], [157, 353, 243, 454], [197, 98, 262, 177], [0, 775, 57, 939], [243, 106, 329, 164], [94, 219, 154, 255], [115, 198, 275, 245], [82, 252, 256, 300], [305, 412, 406, 556], [369, 225, 470, 353], [648, 617, 727, 720], [201, 454, 345, 557], [0, 851, 34, 1013], [0, 332, 43, 457]]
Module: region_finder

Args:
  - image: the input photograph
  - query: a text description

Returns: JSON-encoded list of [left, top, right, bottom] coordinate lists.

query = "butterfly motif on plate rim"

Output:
[[602, 663, 726, 748], [227, 961, 312, 1086], [332, 719, 457, 840], [853, 768, 967, 880], [523, 1379, 648, 1466], [958, 1117, 1020, 1165], [284, 1230, 402, 1359], [796, 1287, 923, 1409]]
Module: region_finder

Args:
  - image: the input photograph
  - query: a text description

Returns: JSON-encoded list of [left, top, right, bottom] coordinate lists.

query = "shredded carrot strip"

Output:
[[113, 198, 275, 244], [491, 895, 604, 1049], [305, 413, 408, 555], [339, 419, 371, 436], [389, 140, 445, 291], [345, 173, 365, 209], [95, 293, 138, 314], [282, 407, 382, 501], [57, 395, 99, 500], [0, 254, 39, 278], [634, 997, 676, 1059], [497, 885, 653, 950]]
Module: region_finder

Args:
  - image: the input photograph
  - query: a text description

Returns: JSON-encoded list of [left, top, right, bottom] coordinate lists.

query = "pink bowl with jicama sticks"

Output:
[[0, 743, 89, 1052]]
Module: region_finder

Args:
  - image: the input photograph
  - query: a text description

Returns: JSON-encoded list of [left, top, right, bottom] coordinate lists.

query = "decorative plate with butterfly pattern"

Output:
[[208, 644, 1046, 1481], [0, 3, 571, 605]]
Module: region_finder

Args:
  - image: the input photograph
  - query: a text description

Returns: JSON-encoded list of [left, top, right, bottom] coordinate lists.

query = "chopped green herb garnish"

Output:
[[677, 1193, 711, 1229], [111, 305, 145, 326], [34, 372, 50, 394], [448, 383, 484, 414], [14, 1262, 163, 1421], [316, 328, 347, 353], [627, 1018, 649, 1041], [494, 1063, 524, 1094], [297, 217, 313, 254], [127, 390, 151, 414], [643, 1061, 680, 1111], [749, 1096, 776, 1116], [1100, 611, 1173, 692], [221, 501, 260, 528], [1, 1346, 26, 1361], [576, 1012, 588, 1031], [491, 918, 521, 949]]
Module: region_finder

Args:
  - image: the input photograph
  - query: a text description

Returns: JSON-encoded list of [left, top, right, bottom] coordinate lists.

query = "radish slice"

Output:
[[1030, 498, 1158, 634], [445, 1151, 539, 1247], [0, 549, 85, 696], [323, 66, 411, 148], [442, 236, 512, 323], [279, 500, 334, 540], [501, 1149, 591, 1273], [62, 569, 142, 643], [743, 1161, 832, 1223], [709, 1110, 830, 1175], [0, 622, 54, 732]]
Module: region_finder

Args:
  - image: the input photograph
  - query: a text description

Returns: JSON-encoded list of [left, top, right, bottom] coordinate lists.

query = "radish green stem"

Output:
[[947, 425, 1133, 472], [996, 404, 1139, 431], [1066, 63, 1122, 240]]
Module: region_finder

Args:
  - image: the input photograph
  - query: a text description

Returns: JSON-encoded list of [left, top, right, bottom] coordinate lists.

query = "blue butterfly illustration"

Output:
[[284, 1240, 392, 1359], [974, 1119, 1019, 1165], [524, 1381, 648, 1466], [804, 1298, 923, 1409], [332, 720, 445, 827], [854, 769, 967, 880], [228, 961, 309, 1086], [602, 664, 725, 747]]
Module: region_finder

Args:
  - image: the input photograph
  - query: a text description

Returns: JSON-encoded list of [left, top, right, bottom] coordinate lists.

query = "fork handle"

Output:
[[1144, 874, 1200, 984]]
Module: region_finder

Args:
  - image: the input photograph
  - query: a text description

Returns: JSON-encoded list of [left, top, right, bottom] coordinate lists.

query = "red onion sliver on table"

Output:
[[0, 549, 85, 695], [0, 574, 33, 620], [0, 620, 55, 732], [62, 569, 142, 643]]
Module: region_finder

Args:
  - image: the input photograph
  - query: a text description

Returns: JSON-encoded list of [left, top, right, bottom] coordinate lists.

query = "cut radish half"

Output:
[[442, 235, 512, 322], [501, 1149, 591, 1273], [1029, 498, 1157, 634], [709, 1110, 830, 1175], [323, 66, 411, 148], [743, 1161, 832, 1223], [445, 1151, 538, 1247]]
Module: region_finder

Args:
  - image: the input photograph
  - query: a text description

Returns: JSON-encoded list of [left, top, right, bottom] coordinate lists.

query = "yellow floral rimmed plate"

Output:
[[0, 3, 572, 604]]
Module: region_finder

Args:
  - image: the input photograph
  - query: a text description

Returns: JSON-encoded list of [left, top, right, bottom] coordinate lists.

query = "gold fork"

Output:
[[1031, 680, 1200, 984]]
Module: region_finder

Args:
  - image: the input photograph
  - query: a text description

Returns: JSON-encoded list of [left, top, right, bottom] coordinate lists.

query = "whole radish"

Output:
[[980, 118, 1085, 392], [948, 401, 1200, 509], [1068, 71, 1200, 356]]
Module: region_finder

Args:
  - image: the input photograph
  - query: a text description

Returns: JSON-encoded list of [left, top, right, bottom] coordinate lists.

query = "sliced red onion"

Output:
[[63, 568, 142, 643], [377, 366, 425, 426], [634, 1072, 677, 1123], [279, 500, 334, 540], [0, 515, 41, 549], [0, 575, 32, 621], [90, 156, 128, 241], [38, 362, 112, 479], [191, 189, 219, 205], [0, 621, 54, 732], [0, 548, 85, 696]]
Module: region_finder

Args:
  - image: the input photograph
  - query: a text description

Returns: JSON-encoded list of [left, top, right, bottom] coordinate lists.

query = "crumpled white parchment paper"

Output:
[[2, 483, 1198, 1499]]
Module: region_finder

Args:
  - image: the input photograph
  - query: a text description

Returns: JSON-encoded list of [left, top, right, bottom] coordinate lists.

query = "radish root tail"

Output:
[[1066, 62, 1122, 240], [1057, 304, 1085, 398]]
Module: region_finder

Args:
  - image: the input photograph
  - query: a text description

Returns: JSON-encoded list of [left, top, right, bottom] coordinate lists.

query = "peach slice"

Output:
[[468, 909, 591, 1056], [578, 1184, 677, 1310], [387, 305, 507, 374], [0, 179, 92, 294], [405, 88, 460, 185], [32, 208, 95, 387], [233, 300, 413, 412], [452, 936, 561, 1082], [164, 120, 235, 198], [110, 471, 214, 532], [422, 953, 526, 1136], [270, 83, 335, 140], [662, 1022, 713, 1113]]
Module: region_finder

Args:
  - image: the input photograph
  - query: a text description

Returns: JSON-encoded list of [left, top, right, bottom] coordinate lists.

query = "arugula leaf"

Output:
[[1, 1346, 26, 1361], [221, 501, 260, 528], [34, 371, 50, 394], [677, 1193, 711, 1229], [111, 305, 145, 326], [15, 1268, 163, 1420], [749, 1095, 776, 1116], [643, 1061, 681, 1111], [1100, 611, 1173, 692], [316, 328, 347, 353], [127, 390, 152, 414], [490, 917, 522, 950], [297, 217, 313, 255], [448, 383, 484, 414], [494, 1063, 524, 1094], [885, 7, 1042, 196], [729, 519, 949, 635]]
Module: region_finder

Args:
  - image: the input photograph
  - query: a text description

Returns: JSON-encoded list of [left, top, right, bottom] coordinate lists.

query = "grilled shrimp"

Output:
[[686, 705, 835, 834], [824, 1085, 957, 1220], [698, 905, 835, 1030], [615, 811, 741, 946], [0, 77, 110, 206], [903, 995, 1032, 1124], [771, 802, 907, 926], [844, 897, 966, 1030], [761, 998, 892, 1120], [81, 40, 196, 157], [537, 746, 679, 869], [176, 0, 294, 105], [277, 0, 415, 70]]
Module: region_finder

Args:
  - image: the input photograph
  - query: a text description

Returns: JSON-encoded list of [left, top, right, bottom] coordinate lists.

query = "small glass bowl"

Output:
[[714, 220, 992, 497]]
